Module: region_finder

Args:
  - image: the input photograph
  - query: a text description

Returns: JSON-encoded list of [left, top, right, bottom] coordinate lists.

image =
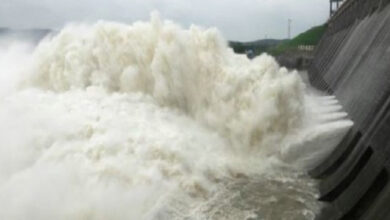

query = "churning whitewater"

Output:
[[0, 14, 352, 220]]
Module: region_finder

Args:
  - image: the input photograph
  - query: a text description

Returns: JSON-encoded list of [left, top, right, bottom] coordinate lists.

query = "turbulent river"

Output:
[[0, 14, 353, 220]]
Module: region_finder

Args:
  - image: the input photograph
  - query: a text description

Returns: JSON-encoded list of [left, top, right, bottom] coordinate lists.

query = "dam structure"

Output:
[[308, 0, 390, 219], [1, 1, 390, 218]]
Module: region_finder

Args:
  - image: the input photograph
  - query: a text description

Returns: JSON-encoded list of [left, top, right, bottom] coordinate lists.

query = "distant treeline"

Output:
[[229, 24, 327, 57], [229, 39, 286, 56]]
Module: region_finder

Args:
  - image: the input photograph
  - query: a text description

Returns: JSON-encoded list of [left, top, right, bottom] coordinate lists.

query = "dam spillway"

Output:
[[0, 1, 389, 218], [0, 16, 355, 219], [308, 0, 390, 219]]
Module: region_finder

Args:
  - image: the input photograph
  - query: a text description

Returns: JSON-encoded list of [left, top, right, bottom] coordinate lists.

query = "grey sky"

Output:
[[0, 0, 329, 41]]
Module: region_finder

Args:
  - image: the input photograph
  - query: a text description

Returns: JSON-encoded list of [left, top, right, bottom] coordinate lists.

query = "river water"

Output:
[[0, 14, 353, 220]]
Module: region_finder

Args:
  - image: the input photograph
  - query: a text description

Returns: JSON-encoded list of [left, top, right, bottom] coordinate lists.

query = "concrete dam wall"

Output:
[[308, 0, 390, 219]]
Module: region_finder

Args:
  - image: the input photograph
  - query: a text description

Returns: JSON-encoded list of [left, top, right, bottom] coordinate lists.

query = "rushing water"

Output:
[[0, 14, 352, 220]]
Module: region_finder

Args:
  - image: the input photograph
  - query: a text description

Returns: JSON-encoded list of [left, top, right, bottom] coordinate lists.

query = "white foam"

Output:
[[0, 14, 352, 220]]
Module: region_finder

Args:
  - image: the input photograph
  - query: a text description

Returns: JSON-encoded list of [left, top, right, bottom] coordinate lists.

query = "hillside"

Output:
[[229, 24, 327, 58], [229, 39, 287, 56], [268, 24, 327, 56]]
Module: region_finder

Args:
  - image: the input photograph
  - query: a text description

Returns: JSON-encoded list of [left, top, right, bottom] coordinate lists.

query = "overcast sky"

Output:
[[0, 0, 329, 41]]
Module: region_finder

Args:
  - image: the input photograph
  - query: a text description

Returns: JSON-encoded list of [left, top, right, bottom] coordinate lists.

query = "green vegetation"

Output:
[[229, 39, 286, 56], [268, 24, 327, 56], [229, 24, 327, 57]]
